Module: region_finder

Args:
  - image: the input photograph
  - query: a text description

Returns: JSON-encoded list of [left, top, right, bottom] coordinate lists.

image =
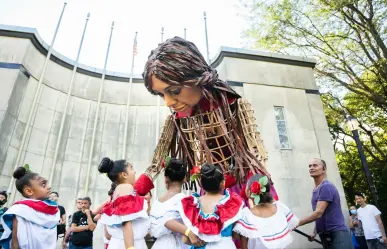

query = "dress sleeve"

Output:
[[233, 207, 259, 238], [150, 195, 184, 238], [100, 193, 148, 226], [277, 201, 299, 230]]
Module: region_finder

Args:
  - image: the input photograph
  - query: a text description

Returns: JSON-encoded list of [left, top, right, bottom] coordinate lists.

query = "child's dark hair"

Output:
[[164, 158, 187, 182], [247, 174, 273, 204], [98, 157, 128, 196], [108, 182, 117, 197], [200, 163, 224, 193], [13, 167, 39, 196], [98, 157, 128, 182]]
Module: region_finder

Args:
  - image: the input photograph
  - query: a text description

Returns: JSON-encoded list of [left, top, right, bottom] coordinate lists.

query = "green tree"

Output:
[[239, 0, 387, 219]]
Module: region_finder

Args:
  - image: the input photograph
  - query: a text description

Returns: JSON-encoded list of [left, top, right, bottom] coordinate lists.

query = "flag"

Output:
[[133, 36, 138, 56]]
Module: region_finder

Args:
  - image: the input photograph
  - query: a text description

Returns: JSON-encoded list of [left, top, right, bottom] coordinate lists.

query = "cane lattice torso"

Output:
[[145, 98, 268, 182]]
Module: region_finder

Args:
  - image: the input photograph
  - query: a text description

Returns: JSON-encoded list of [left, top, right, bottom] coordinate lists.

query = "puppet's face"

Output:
[[151, 75, 202, 114]]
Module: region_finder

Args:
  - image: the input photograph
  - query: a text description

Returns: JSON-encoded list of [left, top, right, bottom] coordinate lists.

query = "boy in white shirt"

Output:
[[355, 192, 387, 249]]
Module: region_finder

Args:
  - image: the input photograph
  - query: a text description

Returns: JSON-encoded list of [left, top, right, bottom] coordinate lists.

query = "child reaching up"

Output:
[[98, 157, 150, 249], [0, 166, 59, 249], [233, 174, 299, 249]]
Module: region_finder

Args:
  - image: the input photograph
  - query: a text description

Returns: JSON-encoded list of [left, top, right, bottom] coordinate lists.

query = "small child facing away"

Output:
[[233, 173, 299, 249], [0, 166, 59, 249]]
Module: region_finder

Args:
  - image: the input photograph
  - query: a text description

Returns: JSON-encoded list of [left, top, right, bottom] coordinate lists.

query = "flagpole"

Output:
[[154, 27, 165, 198], [7, 2, 67, 201], [123, 32, 138, 159], [49, 13, 90, 185], [184, 28, 186, 39], [203, 12, 211, 64], [84, 21, 114, 195]]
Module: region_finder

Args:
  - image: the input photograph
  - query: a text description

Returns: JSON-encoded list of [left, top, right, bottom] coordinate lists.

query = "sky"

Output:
[[0, 0, 249, 75]]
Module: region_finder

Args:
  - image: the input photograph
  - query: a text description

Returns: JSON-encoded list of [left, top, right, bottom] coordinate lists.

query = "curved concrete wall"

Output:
[[0, 25, 343, 249]]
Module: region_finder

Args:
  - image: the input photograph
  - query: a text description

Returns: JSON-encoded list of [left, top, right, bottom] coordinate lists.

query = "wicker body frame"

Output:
[[144, 98, 267, 184]]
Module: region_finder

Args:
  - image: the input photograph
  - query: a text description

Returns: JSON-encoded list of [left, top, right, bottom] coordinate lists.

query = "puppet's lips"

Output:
[[173, 105, 188, 112]]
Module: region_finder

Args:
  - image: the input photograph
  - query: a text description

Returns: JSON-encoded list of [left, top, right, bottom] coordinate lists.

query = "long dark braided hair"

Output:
[[142, 37, 267, 183]]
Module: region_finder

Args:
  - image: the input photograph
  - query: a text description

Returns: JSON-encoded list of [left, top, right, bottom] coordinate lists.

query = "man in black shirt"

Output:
[[50, 192, 66, 238], [69, 197, 96, 249]]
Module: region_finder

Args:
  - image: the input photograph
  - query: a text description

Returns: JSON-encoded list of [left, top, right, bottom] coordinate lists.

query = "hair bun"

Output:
[[98, 157, 114, 174], [200, 164, 216, 178], [13, 167, 27, 180], [170, 159, 184, 171]]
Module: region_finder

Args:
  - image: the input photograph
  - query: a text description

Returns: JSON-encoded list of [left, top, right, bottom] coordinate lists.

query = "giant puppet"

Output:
[[134, 37, 278, 200]]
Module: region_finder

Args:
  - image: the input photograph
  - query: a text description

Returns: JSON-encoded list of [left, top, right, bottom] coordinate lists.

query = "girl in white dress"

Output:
[[0, 166, 59, 249], [233, 173, 299, 249], [98, 157, 150, 249], [179, 163, 245, 249], [150, 157, 201, 249]]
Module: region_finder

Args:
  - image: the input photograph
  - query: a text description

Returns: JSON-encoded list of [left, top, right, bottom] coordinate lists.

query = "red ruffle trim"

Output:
[[101, 194, 144, 216], [181, 191, 243, 235], [14, 200, 58, 215]]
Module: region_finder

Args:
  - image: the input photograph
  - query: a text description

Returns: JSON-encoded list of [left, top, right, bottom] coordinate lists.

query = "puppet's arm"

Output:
[[145, 115, 176, 180], [237, 98, 267, 162], [134, 115, 176, 195]]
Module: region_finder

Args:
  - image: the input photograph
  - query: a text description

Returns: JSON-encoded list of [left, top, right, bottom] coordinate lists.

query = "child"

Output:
[[179, 163, 244, 249], [150, 157, 200, 249], [0, 166, 59, 249], [98, 157, 150, 249], [233, 174, 299, 249]]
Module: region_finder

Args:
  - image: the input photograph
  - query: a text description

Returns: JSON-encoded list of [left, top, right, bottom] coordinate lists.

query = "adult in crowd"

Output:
[[349, 205, 367, 249], [50, 191, 66, 238], [69, 197, 97, 249], [296, 158, 353, 249], [0, 191, 8, 249], [63, 198, 83, 249], [355, 192, 387, 249]]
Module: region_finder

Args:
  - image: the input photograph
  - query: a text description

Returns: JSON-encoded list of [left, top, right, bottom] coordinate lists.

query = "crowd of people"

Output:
[[0, 157, 386, 249], [0, 37, 386, 249]]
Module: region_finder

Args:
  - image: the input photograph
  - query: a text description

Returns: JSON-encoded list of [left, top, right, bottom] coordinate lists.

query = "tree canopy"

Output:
[[239, 0, 387, 220]]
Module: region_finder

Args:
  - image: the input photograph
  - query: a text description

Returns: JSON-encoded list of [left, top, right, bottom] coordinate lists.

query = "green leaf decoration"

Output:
[[165, 155, 171, 168], [190, 174, 200, 182], [261, 187, 267, 193], [259, 176, 268, 186], [254, 195, 261, 205], [23, 164, 30, 171]]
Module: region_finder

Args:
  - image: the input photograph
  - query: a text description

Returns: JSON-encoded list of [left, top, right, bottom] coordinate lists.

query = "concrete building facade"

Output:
[[0, 25, 345, 248]]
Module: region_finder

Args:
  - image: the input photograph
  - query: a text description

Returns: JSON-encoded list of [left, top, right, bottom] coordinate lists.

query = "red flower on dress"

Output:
[[190, 166, 201, 175], [161, 160, 166, 168], [250, 181, 261, 195]]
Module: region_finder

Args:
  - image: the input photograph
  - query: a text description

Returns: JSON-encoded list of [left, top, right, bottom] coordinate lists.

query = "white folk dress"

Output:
[[233, 201, 299, 249], [178, 189, 244, 249], [99, 192, 150, 249], [149, 193, 190, 249], [0, 199, 60, 249]]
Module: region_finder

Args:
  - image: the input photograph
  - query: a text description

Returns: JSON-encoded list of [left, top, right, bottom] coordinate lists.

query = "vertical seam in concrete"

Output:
[[57, 99, 74, 191], [0, 70, 27, 174], [75, 100, 91, 198], [305, 93, 321, 157]]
